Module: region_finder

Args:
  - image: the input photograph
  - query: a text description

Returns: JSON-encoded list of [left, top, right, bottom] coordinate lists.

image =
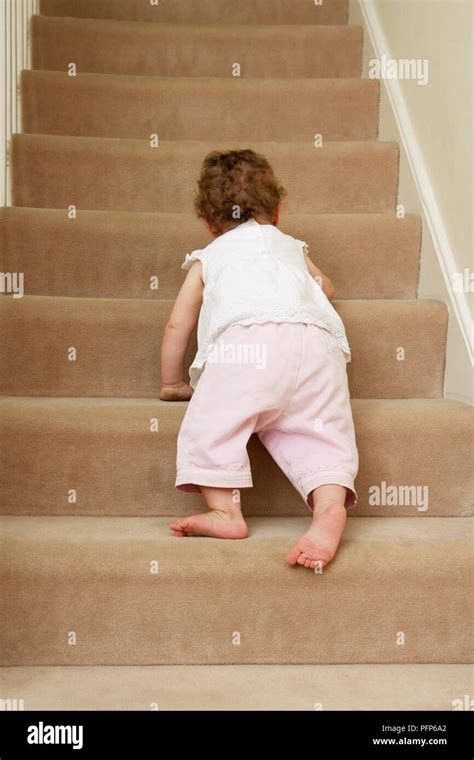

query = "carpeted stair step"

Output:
[[1, 514, 471, 665], [2, 663, 472, 710], [0, 397, 471, 518], [11, 135, 399, 214], [21, 71, 380, 142], [0, 208, 421, 300], [31, 16, 362, 79], [39, 0, 350, 26], [0, 296, 447, 399]]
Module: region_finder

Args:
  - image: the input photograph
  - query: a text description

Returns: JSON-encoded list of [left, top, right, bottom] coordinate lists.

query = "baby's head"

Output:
[[194, 149, 287, 237]]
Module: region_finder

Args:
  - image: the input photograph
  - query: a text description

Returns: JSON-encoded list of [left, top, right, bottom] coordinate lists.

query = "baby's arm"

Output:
[[160, 261, 204, 401], [304, 251, 335, 301]]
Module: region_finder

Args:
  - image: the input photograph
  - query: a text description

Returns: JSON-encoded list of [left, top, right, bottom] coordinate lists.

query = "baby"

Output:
[[160, 149, 359, 570]]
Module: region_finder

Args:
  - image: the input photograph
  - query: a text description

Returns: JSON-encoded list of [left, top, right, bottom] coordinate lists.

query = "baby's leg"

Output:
[[170, 486, 248, 539], [286, 484, 347, 569]]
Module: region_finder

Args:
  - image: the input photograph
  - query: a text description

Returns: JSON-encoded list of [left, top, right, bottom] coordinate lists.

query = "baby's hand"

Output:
[[159, 382, 194, 401]]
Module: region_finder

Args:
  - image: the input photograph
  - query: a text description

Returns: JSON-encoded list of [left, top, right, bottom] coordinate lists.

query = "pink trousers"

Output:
[[176, 322, 359, 510]]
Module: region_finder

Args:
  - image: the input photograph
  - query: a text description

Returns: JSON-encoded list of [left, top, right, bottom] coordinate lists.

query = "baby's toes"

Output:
[[286, 545, 301, 565], [170, 520, 187, 535]]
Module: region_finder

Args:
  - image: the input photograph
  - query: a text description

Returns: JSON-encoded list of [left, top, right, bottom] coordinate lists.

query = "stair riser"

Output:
[[0, 209, 421, 300], [39, 0, 350, 25], [12, 136, 400, 214], [2, 664, 472, 711], [1, 517, 470, 665], [0, 399, 471, 517], [0, 298, 447, 398], [22, 72, 380, 142], [32, 16, 362, 79]]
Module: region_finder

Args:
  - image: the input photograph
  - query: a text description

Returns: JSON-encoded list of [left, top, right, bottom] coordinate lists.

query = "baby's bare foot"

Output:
[[170, 510, 248, 539], [286, 502, 347, 569]]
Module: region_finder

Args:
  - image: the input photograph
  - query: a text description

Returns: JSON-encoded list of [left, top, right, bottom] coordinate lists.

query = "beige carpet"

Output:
[[39, 0, 350, 26], [0, 0, 472, 707], [11, 135, 400, 214], [22, 71, 382, 142], [0, 397, 472, 517], [2, 665, 472, 711], [1, 516, 472, 665], [0, 209, 421, 300], [0, 296, 447, 398], [31, 15, 363, 78]]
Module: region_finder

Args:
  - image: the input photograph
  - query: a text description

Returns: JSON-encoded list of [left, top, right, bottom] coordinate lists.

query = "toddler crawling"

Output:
[[160, 149, 359, 570]]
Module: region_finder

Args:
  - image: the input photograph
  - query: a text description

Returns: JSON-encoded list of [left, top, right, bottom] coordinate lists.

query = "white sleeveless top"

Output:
[[182, 218, 351, 388]]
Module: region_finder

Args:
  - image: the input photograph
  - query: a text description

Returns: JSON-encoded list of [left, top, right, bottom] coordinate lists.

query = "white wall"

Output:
[[350, 0, 473, 404]]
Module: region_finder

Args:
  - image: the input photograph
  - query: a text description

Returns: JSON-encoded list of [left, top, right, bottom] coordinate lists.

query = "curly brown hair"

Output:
[[194, 149, 287, 234]]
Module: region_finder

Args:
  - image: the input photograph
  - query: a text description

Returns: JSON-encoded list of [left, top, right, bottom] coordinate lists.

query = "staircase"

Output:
[[0, 0, 472, 711]]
